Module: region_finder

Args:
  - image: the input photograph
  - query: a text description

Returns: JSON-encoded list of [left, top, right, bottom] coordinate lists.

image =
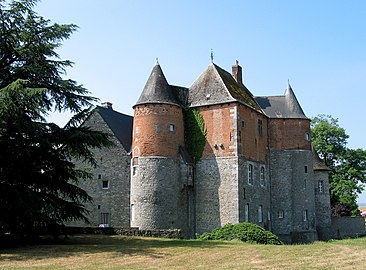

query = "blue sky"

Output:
[[35, 1, 366, 202]]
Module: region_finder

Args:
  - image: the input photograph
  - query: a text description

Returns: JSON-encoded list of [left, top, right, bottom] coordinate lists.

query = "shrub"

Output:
[[197, 222, 283, 245]]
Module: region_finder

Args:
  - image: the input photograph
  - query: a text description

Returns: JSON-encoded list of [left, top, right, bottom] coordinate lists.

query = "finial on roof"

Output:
[[210, 49, 214, 63], [236, 60, 239, 65], [156, 57, 159, 65]]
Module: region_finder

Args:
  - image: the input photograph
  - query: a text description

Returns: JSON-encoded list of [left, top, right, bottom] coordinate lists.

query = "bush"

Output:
[[197, 222, 283, 245]]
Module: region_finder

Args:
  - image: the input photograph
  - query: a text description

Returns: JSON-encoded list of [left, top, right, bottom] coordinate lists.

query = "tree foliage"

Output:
[[311, 115, 366, 216], [0, 0, 112, 235]]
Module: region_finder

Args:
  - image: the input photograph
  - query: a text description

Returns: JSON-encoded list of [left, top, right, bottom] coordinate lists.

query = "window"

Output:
[[277, 210, 284, 219], [305, 133, 310, 141], [131, 204, 135, 222], [260, 167, 265, 186], [243, 188, 246, 199], [238, 131, 241, 143], [245, 204, 249, 222], [258, 205, 263, 223], [241, 120, 246, 128], [97, 205, 101, 210], [318, 180, 324, 193], [98, 174, 102, 179], [229, 131, 234, 142], [102, 180, 109, 189], [303, 210, 308, 222], [304, 166, 308, 173], [135, 126, 139, 134], [258, 119, 263, 136], [132, 166, 138, 176], [169, 124, 176, 132], [132, 157, 139, 166], [100, 212, 110, 226], [248, 164, 253, 185], [156, 124, 160, 133]]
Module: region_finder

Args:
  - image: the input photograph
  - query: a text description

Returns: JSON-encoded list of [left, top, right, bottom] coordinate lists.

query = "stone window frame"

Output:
[[100, 212, 110, 226], [318, 180, 324, 193], [258, 205, 263, 223], [303, 209, 308, 222], [102, 180, 109, 189], [245, 203, 249, 222], [304, 132, 310, 141], [248, 163, 254, 185], [277, 210, 284, 219], [260, 166, 265, 187], [258, 119, 263, 136]]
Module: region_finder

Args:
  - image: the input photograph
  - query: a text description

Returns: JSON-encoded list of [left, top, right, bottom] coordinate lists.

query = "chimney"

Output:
[[232, 60, 243, 85], [101, 101, 113, 109]]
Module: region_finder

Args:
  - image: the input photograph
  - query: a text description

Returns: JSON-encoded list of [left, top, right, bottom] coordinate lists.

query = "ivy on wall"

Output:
[[184, 108, 207, 162]]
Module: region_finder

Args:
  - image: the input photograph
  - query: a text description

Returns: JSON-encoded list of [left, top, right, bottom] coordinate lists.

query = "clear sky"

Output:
[[34, 1, 366, 202]]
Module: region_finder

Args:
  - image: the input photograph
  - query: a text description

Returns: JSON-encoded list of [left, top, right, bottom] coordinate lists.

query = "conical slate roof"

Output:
[[255, 83, 307, 119], [134, 64, 180, 107], [188, 63, 261, 111]]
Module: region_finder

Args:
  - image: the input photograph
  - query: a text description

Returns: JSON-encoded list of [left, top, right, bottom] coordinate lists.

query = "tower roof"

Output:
[[255, 83, 307, 119], [188, 63, 261, 111], [134, 64, 180, 107]]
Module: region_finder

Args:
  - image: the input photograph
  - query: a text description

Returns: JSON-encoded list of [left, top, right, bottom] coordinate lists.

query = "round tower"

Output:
[[130, 64, 185, 230]]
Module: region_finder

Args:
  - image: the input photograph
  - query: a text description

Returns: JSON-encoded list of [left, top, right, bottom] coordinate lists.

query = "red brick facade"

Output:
[[132, 104, 184, 157], [269, 118, 311, 151]]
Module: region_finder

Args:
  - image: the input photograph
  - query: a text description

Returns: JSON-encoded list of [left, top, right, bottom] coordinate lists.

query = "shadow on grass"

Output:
[[0, 235, 234, 261]]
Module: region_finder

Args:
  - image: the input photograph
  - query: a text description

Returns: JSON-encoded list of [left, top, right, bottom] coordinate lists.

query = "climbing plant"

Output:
[[184, 108, 207, 162]]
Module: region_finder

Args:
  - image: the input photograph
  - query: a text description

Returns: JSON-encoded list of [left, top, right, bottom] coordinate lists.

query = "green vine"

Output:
[[184, 108, 207, 162]]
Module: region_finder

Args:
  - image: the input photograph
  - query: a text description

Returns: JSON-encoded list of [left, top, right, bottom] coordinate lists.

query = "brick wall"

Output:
[[269, 118, 311, 151], [133, 104, 184, 157]]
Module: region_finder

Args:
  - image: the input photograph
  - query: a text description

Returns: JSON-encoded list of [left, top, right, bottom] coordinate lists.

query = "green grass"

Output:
[[1, 235, 366, 269]]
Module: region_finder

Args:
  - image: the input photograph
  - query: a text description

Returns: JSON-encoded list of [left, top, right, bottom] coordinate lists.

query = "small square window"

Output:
[[169, 124, 176, 132], [97, 205, 101, 210], [102, 180, 109, 189], [98, 174, 102, 179], [277, 210, 284, 219]]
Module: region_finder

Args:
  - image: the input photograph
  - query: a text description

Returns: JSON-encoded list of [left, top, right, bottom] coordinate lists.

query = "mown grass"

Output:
[[1, 235, 366, 269]]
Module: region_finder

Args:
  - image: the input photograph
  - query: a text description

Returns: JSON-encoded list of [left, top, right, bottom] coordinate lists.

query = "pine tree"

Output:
[[0, 0, 112, 235]]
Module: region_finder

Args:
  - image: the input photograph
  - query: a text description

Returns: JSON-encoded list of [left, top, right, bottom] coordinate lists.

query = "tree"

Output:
[[311, 115, 366, 216], [0, 0, 112, 235]]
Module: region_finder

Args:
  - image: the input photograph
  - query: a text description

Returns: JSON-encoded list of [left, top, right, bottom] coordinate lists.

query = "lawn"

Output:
[[1, 235, 366, 269]]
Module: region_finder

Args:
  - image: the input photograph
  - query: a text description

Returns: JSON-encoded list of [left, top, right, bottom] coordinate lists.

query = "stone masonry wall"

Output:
[[68, 112, 131, 228], [130, 157, 186, 232], [238, 157, 270, 229], [314, 170, 332, 240], [195, 157, 239, 234], [270, 150, 317, 242]]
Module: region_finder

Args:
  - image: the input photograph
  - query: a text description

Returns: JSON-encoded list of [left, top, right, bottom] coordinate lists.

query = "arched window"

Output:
[[248, 164, 253, 185]]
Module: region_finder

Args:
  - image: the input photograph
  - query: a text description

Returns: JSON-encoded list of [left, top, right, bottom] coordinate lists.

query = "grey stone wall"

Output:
[[314, 170, 332, 240], [238, 157, 270, 229], [195, 157, 239, 234], [331, 216, 366, 239], [270, 150, 317, 242], [130, 157, 188, 232], [67, 112, 131, 228]]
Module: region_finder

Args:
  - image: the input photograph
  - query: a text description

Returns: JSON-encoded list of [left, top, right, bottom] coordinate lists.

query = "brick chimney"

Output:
[[232, 60, 243, 85], [101, 101, 113, 109]]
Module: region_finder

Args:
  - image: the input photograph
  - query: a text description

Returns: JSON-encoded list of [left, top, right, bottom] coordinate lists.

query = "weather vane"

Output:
[[210, 49, 214, 63]]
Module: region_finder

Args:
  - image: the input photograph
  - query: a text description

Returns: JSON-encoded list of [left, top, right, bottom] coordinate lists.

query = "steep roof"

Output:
[[96, 105, 133, 151], [312, 146, 330, 171], [134, 64, 180, 107], [255, 83, 307, 119], [188, 63, 262, 111]]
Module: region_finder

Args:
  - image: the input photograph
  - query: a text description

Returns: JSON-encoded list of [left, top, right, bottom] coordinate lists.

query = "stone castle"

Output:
[[73, 61, 333, 243]]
